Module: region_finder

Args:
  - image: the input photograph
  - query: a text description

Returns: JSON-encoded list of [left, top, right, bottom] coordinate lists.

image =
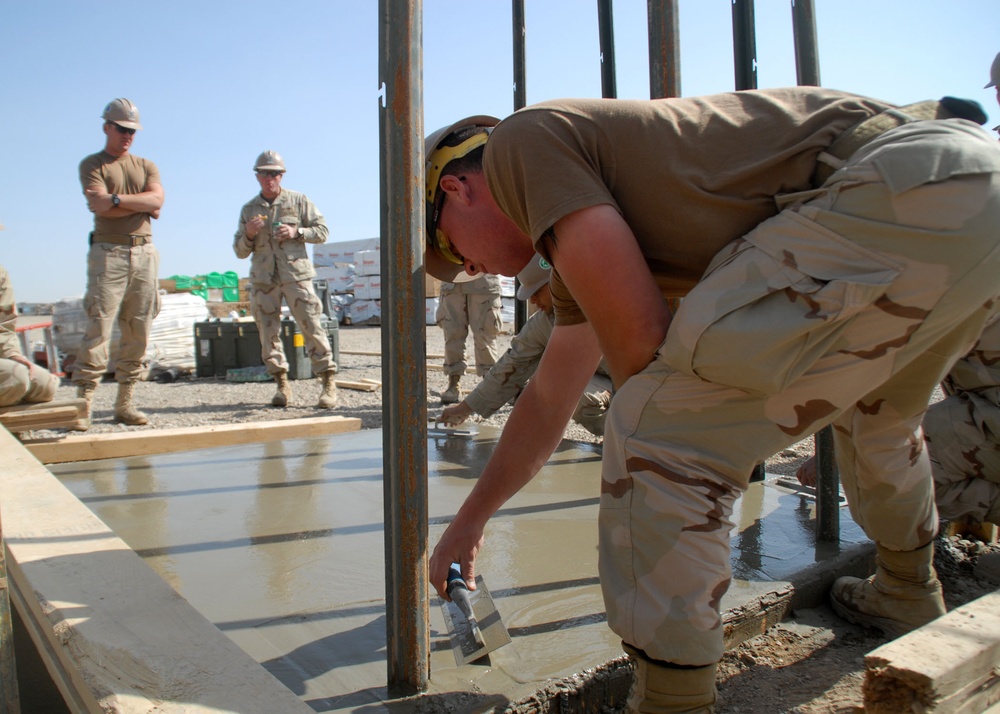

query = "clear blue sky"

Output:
[[2, 1, 998, 303]]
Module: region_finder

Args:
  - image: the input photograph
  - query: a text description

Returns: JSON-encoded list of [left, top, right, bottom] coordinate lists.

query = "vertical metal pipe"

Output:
[[647, 0, 681, 98], [512, 0, 527, 111], [815, 426, 840, 542], [731, 0, 758, 90], [791, 0, 820, 86], [789, 0, 834, 541], [378, 0, 429, 694], [512, 0, 528, 332], [597, 0, 617, 98]]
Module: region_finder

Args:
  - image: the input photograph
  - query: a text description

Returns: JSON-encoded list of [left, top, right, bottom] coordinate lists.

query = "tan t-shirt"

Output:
[[79, 151, 161, 238], [483, 87, 892, 324]]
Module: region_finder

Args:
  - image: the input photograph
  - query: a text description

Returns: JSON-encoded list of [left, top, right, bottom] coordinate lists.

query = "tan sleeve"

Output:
[[549, 267, 587, 326]]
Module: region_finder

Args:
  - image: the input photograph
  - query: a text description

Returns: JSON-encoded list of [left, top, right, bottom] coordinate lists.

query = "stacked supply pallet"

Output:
[[313, 237, 376, 325], [350, 248, 381, 325], [312, 238, 452, 326]]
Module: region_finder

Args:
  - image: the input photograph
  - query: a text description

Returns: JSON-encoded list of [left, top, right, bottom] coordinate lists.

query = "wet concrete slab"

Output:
[[49, 426, 868, 712]]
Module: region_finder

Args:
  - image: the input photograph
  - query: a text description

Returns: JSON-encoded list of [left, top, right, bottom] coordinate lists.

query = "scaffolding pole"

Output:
[[731, 0, 758, 90], [597, 0, 617, 98], [378, 0, 430, 694], [647, 0, 681, 99], [512, 0, 528, 332], [791, 0, 821, 87]]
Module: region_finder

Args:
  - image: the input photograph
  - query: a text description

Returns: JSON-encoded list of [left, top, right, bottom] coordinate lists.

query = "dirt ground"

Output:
[[715, 534, 1000, 713], [27, 323, 1000, 712]]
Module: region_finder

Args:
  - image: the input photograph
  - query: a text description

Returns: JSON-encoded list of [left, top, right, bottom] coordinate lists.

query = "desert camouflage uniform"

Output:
[[234, 189, 335, 376], [600, 119, 1000, 666], [73, 151, 161, 387], [437, 274, 502, 378], [925, 315, 1000, 524], [464, 308, 612, 436], [0, 264, 59, 406]]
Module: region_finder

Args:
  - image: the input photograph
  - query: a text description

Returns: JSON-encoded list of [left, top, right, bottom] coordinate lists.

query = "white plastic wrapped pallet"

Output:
[[52, 292, 211, 379]]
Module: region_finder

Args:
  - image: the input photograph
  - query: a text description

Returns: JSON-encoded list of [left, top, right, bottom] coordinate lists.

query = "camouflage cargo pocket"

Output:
[[662, 210, 902, 396]]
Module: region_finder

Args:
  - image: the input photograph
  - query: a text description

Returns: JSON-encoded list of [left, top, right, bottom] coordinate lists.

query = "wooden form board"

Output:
[[0, 427, 315, 713], [21, 415, 361, 465], [341, 349, 446, 360], [863, 589, 1000, 713], [0, 399, 88, 433]]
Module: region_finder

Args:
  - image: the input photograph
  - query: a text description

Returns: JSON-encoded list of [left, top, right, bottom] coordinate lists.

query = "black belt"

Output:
[[813, 96, 988, 186], [91, 233, 151, 247]]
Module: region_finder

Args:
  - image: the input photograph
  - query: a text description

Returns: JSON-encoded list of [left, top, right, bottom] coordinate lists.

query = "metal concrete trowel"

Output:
[[427, 418, 479, 438], [440, 565, 511, 665]]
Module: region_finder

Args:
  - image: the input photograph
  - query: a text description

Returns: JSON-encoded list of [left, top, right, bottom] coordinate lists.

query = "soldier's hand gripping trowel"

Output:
[[440, 564, 511, 666]]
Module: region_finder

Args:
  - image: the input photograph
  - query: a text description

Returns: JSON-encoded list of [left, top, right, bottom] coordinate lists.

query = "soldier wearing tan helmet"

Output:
[[233, 151, 338, 409], [72, 97, 164, 429], [425, 88, 1000, 711], [426, 121, 505, 405]]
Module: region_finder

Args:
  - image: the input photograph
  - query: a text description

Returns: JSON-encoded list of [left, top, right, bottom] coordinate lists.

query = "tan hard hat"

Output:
[[424, 115, 500, 283], [102, 98, 142, 130], [987, 52, 1000, 89], [254, 150, 286, 172]]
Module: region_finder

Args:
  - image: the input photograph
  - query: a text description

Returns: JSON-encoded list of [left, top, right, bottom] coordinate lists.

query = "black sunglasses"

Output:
[[256, 170, 283, 178], [112, 124, 137, 136]]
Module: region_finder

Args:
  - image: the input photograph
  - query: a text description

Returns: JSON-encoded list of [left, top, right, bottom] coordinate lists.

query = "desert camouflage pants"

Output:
[[0, 358, 59, 407], [926, 393, 1000, 524], [73, 242, 160, 387], [249, 280, 335, 375], [599, 120, 1000, 667], [437, 287, 502, 378], [573, 373, 613, 437]]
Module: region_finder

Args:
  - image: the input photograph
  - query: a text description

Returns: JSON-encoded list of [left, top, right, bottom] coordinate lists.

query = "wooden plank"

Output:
[[20, 416, 361, 465], [863, 589, 1000, 713], [0, 427, 315, 713], [335, 380, 380, 392], [341, 349, 446, 360], [722, 585, 794, 650], [0, 510, 20, 713], [0, 399, 88, 433]]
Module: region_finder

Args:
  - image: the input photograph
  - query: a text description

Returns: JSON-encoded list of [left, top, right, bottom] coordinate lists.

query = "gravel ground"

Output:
[[36, 324, 549, 440], [34, 322, 809, 474]]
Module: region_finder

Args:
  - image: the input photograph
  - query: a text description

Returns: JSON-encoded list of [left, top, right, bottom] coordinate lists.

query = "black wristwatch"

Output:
[[111, 194, 120, 207]]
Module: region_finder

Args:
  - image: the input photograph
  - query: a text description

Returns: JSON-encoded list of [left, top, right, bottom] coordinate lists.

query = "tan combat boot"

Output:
[[830, 542, 946, 638], [624, 644, 717, 713], [271, 371, 292, 407], [441, 374, 461, 405], [70, 383, 95, 431], [317, 369, 338, 409], [114, 382, 149, 426]]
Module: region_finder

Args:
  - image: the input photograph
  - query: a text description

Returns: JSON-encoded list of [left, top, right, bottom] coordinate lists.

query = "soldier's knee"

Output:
[[0, 363, 31, 407], [30, 371, 60, 403]]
